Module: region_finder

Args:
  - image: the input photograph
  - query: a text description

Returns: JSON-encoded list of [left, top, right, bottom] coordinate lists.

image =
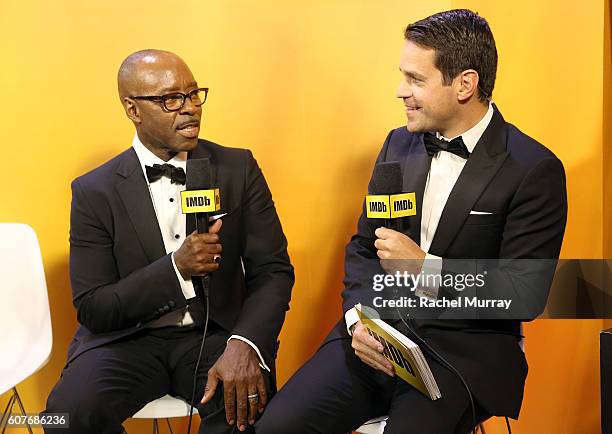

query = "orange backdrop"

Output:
[[0, 1, 609, 433]]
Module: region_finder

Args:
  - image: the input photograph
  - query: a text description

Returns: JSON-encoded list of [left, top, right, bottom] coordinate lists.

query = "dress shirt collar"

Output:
[[131, 134, 188, 178], [436, 103, 494, 153]]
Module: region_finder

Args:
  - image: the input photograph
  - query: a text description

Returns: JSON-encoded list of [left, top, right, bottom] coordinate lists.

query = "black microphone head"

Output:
[[186, 158, 212, 190], [372, 161, 402, 194]]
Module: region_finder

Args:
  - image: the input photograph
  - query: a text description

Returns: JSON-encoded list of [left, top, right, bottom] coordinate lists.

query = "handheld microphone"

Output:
[[182, 158, 220, 234], [366, 161, 416, 231], [183, 158, 220, 298]]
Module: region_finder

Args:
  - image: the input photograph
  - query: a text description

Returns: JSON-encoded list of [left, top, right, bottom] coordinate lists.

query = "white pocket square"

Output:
[[470, 210, 493, 215]]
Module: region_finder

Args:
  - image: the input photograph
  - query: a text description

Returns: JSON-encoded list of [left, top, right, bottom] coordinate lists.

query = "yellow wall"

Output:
[[0, 1, 607, 433]]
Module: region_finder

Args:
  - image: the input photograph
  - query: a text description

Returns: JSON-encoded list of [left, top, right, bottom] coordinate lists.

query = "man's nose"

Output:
[[179, 95, 199, 115], [396, 80, 412, 99]]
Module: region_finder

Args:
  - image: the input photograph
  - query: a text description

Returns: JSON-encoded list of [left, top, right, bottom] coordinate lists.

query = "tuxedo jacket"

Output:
[[327, 106, 567, 418], [66, 139, 294, 375]]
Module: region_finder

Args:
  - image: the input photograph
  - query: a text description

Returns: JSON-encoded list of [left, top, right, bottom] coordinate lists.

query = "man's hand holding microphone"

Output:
[[174, 219, 223, 279]]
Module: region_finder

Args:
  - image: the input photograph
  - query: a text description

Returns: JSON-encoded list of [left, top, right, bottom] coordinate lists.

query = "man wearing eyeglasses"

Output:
[[43, 49, 294, 434]]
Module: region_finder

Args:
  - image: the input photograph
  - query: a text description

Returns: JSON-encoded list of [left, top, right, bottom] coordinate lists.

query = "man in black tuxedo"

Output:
[[44, 49, 294, 434], [257, 9, 566, 434]]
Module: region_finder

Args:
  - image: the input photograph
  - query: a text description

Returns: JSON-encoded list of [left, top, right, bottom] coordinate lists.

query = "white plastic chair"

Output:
[[0, 223, 52, 434], [132, 394, 196, 433], [356, 415, 388, 433]]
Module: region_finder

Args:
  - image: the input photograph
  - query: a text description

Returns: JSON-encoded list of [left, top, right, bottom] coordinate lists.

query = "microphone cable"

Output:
[[186, 292, 209, 434], [394, 304, 513, 434], [183, 157, 216, 433], [395, 305, 477, 434]]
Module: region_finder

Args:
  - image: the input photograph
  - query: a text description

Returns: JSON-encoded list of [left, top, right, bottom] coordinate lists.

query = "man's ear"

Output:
[[122, 97, 141, 123], [456, 69, 479, 102]]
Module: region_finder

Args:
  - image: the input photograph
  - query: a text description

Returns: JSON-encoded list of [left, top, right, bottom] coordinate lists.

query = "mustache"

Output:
[[176, 119, 200, 129]]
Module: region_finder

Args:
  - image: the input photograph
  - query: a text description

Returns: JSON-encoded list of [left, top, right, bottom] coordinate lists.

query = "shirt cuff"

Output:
[[414, 253, 443, 300], [344, 307, 360, 336], [228, 335, 271, 372], [171, 252, 196, 299]]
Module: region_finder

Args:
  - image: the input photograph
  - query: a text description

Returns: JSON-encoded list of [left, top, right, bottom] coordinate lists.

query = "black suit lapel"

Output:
[[402, 137, 432, 247], [186, 140, 216, 235], [115, 148, 166, 263], [427, 106, 509, 256]]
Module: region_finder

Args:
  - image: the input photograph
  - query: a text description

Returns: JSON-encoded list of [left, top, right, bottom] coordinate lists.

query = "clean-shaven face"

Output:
[[397, 40, 457, 134], [130, 55, 202, 155]]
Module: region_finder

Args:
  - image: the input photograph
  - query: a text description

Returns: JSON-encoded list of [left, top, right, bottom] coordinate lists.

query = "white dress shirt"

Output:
[[345, 104, 494, 333], [420, 104, 494, 252], [132, 135, 269, 371]]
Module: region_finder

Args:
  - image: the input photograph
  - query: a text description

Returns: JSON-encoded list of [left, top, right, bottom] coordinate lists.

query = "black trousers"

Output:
[[44, 325, 269, 434], [255, 337, 489, 434]]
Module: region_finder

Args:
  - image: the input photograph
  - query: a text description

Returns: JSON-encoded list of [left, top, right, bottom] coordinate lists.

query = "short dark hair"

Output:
[[405, 9, 497, 103]]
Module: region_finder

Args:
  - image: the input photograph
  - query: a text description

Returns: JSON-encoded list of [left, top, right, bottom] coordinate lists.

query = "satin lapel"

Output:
[[402, 136, 432, 247], [186, 140, 215, 235], [427, 107, 509, 256], [115, 148, 166, 263]]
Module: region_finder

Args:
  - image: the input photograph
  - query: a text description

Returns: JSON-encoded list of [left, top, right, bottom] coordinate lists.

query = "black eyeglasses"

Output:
[[130, 87, 209, 112]]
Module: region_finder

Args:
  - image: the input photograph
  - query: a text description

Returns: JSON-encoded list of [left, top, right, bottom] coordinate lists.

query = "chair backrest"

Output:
[[0, 223, 52, 395]]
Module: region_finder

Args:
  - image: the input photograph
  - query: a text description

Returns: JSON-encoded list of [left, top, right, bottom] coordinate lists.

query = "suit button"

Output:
[[157, 308, 164, 314], [163, 305, 170, 312], [168, 300, 175, 308]]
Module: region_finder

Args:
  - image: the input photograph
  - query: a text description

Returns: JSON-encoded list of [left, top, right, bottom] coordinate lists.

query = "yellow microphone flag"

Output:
[[366, 195, 391, 218], [366, 193, 417, 219], [389, 193, 417, 218], [180, 189, 221, 214]]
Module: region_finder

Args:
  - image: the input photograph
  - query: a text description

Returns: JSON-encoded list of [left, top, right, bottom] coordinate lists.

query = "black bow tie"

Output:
[[423, 132, 471, 159], [145, 164, 186, 185]]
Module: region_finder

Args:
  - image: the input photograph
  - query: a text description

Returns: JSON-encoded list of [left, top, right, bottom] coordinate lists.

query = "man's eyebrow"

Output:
[[399, 67, 426, 80], [158, 81, 199, 93]]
